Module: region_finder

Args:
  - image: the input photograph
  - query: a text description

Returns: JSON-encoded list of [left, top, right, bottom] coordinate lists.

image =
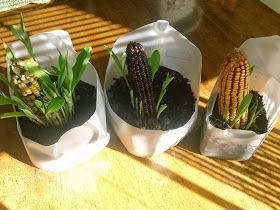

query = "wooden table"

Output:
[[0, 0, 279, 209]]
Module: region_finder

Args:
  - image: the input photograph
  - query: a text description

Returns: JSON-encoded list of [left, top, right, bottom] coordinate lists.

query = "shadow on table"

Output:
[[107, 122, 244, 210], [107, 105, 246, 210], [169, 132, 280, 210], [107, 101, 280, 210], [0, 116, 33, 167]]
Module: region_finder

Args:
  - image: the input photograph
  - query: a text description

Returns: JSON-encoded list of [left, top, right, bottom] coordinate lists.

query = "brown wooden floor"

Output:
[[0, 0, 279, 209]]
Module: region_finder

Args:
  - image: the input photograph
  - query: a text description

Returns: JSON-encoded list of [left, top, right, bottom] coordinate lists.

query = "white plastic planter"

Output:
[[8, 30, 110, 171], [200, 36, 280, 161], [105, 20, 202, 157]]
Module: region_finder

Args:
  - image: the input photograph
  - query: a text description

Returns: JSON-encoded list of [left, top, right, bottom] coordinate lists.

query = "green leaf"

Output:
[[244, 92, 266, 130], [156, 89, 166, 111], [130, 89, 134, 109], [35, 100, 44, 108], [106, 46, 130, 89], [0, 93, 14, 106], [231, 93, 253, 127], [135, 97, 139, 113], [157, 104, 167, 119], [61, 86, 73, 119], [11, 96, 32, 112], [6, 95, 44, 125], [11, 25, 35, 58], [65, 55, 72, 91], [57, 53, 67, 90], [41, 82, 56, 99], [148, 50, 160, 81], [245, 99, 259, 130], [249, 65, 256, 74], [162, 73, 174, 91], [20, 13, 26, 32], [46, 96, 65, 114], [156, 73, 174, 112], [34, 100, 45, 118], [139, 101, 143, 115], [51, 65, 60, 75], [71, 47, 92, 91], [27, 64, 52, 84], [0, 111, 25, 119], [2, 41, 15, 62], [22, 109, 37, 119], [0, 73, 17, 92], [121, 52, 127, 75], [106, 46, 123, 75], [26, 64, 58, 99]]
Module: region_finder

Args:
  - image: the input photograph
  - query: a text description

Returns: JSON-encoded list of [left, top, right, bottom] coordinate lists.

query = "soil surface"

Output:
[[19, 81, 96, 146], [209, 91, 268, 134], [107, 66, 196, 130]]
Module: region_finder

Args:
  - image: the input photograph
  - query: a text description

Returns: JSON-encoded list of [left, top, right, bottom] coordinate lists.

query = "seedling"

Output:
[[107, 42, 173, 119], [213, 48, 267, 132], [0, 14, 92, 126]]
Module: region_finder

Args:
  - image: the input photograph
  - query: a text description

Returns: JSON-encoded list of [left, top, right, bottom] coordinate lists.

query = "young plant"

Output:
[[156, 72, 174, 119], [105, 47, 130, 89], [218, 48, 250, 129], [148, 50, 160, 81], [107, 42, 173, 119], [0, 14, 92, 126], [217, 48, 266, 131]]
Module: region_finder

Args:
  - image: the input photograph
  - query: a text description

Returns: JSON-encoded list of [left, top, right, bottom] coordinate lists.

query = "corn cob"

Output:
[[126, 42, 156, 117], [218, 48, 250, 129], [11, 57, 57, 122]]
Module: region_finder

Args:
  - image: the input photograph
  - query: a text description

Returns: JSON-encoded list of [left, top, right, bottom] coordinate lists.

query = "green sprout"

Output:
[[0, 13, 92, 126], [107, 45, 173, 119]]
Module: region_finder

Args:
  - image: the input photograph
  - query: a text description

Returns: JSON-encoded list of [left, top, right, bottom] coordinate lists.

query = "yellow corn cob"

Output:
[[218, 48, 250, 129]]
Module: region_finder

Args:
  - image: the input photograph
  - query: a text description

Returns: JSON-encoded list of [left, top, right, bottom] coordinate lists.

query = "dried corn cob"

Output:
[[218, 48, 250, 129], [126, 42, 156, 116], [11, 57, 56, 121]]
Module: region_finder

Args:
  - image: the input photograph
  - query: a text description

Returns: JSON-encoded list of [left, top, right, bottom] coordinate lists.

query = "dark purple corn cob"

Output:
[[126, 42, 156, 116]]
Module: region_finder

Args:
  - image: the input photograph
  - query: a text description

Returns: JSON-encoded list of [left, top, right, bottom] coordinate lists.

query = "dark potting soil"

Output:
[[19, 81, 96, 146], [209, 91, 268, 134], [107, 66, 196, 130]]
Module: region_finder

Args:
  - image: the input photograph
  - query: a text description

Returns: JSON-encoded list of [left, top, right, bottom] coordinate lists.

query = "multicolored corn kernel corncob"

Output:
[[218, 48, 250, 129], [126, 42, 156, 116], [11, 57, 56, 121]]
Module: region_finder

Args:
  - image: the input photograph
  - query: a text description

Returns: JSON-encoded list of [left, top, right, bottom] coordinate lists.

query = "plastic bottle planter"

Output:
[[8, 30, 110, 171], [200, 36, 280, 161], [104, 20, 202, 157]]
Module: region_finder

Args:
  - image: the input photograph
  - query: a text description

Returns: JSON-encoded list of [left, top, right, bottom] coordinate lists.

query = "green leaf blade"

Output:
[[11, 95, 32, 112], [156, 73, 174, 113], [0, 111, 25, 119], [148, 50, 160, 81], [121, 52, 127, 75], [232, 93, 253, 126], [71, 46, 92, 91], [0, 94, 15, 106], [2, 41, 15, 62], [57, 53, 68, 90], [106, 46, 131, 89], [20, 13, 26, 32], [46, 96, 65, 115], [11, 25, 35, 58], [130, 89, 134, 109], [157, 104, 167, 119], [156, 89, 166, 111], [106, 47, 123, 75], [162, 74, 174, 91]]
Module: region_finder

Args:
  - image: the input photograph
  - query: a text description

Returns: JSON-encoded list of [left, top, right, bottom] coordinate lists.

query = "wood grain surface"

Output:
[[0, 0, 279, 209]]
